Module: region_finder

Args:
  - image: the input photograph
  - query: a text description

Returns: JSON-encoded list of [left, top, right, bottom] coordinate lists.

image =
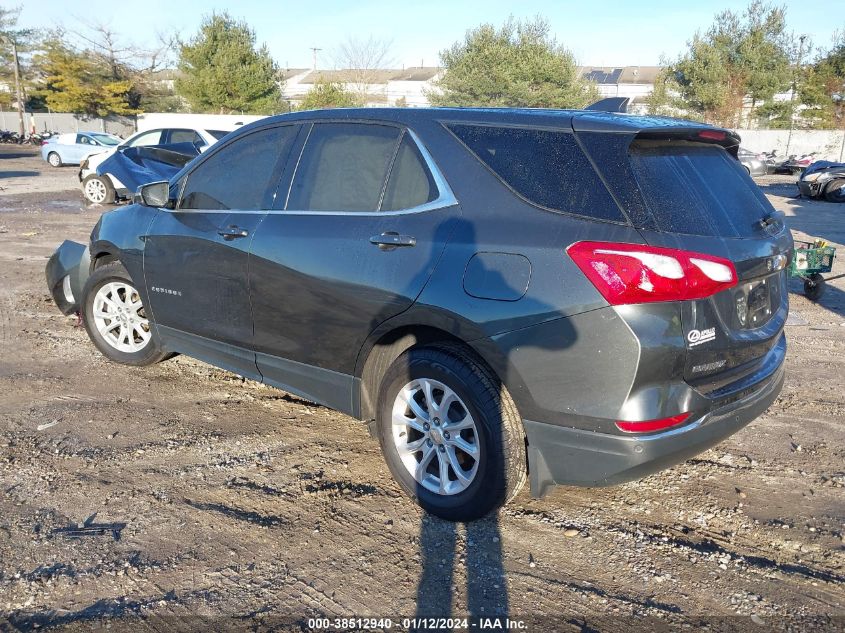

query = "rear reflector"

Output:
[[616, 412, 691, 433], [567, 241, 737, 305]]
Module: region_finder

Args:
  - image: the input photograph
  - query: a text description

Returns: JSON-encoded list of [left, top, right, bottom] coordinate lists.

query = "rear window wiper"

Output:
[[758, 212, 781, 230]]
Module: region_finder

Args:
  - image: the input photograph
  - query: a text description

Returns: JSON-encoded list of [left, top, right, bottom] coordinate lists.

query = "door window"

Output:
[[381, 135, 437, 211], [169, 129, 204, 146], [128, 130, 163, 147], [287, 123, 401, 211], [179, 125, 298, 211]]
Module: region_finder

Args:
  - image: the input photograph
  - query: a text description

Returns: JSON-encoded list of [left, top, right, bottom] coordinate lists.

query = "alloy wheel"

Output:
[[85, 178, 107, 203], [391, 378, 480, 495], [91, 281, 151, 353]]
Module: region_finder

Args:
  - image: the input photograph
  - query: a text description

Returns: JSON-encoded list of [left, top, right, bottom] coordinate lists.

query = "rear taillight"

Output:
[[616, 413, 691, 433], [567, 241, 737, 305]]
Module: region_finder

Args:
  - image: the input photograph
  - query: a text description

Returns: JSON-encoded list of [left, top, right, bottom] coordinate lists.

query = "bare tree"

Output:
[[333, 35, 394, 100], [67, 20, 177, 78], [0, 6, 36, 134]]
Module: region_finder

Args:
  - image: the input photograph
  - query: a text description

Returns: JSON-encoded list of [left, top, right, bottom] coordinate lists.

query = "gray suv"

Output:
[[47, 108, 791, 521]]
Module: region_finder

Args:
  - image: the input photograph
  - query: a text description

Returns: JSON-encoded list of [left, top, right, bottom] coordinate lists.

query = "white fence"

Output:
[[0, 111, 268, 138], [733, 129, 845, 162]]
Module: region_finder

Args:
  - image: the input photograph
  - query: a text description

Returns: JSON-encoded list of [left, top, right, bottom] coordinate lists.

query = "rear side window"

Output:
[[447, 124, 624, 222], [288, 123, 401, 212], [179, 125, 297, 210], [169, 129, 203, 146], [628, 142, 772, 238], [381, 135, 437, 211]]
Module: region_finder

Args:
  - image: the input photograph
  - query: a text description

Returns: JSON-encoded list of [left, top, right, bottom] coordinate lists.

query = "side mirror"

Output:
[[135, 181, 173, 208]]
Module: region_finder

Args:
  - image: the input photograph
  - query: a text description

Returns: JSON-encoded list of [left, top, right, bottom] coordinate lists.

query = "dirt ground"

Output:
[[0, 145, 843, 632]]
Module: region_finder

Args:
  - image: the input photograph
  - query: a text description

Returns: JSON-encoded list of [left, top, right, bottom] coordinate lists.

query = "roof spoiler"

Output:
[[585, 97, 630, 113]]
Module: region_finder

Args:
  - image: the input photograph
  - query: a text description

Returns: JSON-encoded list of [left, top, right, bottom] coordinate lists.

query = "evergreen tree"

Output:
[[176, 12, 282, 114]]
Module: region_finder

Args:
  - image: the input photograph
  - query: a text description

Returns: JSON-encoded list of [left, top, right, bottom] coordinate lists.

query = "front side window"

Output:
[[128, 130, 163, 147], [287, 123, 402, 212], [179, 125, 298, 211], [76, 134, 92, 145]]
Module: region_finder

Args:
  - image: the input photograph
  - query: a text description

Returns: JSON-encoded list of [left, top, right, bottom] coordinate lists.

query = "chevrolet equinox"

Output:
[[46, 108, 791, 521]]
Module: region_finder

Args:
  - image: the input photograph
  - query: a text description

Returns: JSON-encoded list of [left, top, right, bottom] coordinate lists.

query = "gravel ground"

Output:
[[0, 146, 844, 632]]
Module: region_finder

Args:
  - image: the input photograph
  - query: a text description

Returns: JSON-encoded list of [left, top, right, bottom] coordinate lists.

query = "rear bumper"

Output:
[[45, 240, 90, 315], [524, 344, 785, 497]]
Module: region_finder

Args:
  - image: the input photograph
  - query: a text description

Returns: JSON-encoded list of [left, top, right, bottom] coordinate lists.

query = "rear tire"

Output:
[[81, 262, 168, 366], [82, 174, 115, 205], [824, 179, 845, 203], [804, 273, 826, 301], [376, 343, 526, 521], [47, 152, 62, 167]]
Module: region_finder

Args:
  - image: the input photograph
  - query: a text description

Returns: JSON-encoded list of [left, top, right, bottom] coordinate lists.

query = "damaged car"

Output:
[[797, 161, 845, 202], [80, 127, 230, 204], [81, 142, 200, 205], [48, 108, 790, 521]]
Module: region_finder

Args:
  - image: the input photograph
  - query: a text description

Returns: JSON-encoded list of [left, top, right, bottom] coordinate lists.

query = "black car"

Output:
[[47, 108, 791, 521]]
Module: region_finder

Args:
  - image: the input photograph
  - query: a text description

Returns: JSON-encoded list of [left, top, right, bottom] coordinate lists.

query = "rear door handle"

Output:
[[369, 231, 416, 250], [218, 225, 249, 240]]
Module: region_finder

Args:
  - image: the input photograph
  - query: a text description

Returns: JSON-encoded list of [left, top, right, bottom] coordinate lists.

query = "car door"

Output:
[[248, 121, 459, 412], [143, 123, 300, 379], [70, 134, 94, 163]]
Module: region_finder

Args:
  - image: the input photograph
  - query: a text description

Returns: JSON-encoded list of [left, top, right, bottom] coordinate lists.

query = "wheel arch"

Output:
[[354, 317, 530, 425]]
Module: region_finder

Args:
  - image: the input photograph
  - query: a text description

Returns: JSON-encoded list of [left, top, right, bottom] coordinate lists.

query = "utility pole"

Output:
[[1, 33, 25, 136], [310, 47, 322, 71], [785, 34, 807, 158]]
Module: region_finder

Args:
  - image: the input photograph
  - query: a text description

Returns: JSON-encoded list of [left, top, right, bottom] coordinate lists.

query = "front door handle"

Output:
[[369, 231, 416, 251], [218, 225, 249, 240]]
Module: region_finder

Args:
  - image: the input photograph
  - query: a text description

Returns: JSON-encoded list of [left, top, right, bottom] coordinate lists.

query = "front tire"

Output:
[[82, 174, 115, 205], [376, 344, 526, 521], [81, 262, 168, 366], [804, 273, 826, 301], [824, 179, 845, 203], [47, 152, 62, 167]]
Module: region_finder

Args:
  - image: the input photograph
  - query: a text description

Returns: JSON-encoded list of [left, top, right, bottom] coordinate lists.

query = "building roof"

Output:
[[577, 66, 663, 84], [295, 67, 441, 85], [280, 68, 310, 80]]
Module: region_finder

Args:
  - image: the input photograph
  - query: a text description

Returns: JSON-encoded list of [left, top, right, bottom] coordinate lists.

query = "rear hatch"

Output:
[[577, 124, 793, 392]]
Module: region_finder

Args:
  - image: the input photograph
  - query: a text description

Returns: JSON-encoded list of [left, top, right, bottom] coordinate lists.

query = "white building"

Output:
[[280, 67, 441, 108]]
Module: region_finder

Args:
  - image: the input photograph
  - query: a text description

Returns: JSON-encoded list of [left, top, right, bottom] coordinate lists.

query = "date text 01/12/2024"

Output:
[[306, 617, 529, 630]]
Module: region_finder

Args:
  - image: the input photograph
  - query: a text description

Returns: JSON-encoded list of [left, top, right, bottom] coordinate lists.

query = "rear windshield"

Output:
[[628, 141, 772, 238], [447, 124, 625, 223], [208, 130, 231, 141]]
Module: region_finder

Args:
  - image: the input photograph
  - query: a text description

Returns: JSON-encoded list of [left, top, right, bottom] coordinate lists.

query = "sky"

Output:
[[15, 0, 844, 69]]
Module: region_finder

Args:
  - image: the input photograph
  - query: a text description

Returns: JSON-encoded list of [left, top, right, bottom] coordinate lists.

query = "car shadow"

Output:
[[757, 179, 845, 319], [0, 170, 39, 178]]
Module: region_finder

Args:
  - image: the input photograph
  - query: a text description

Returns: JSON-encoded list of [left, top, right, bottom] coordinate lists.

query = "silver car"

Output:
[[739, 148, 767, 177]]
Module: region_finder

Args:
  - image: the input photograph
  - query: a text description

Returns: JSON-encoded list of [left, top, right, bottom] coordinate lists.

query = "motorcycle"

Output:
[[776, 152, 817, 175]]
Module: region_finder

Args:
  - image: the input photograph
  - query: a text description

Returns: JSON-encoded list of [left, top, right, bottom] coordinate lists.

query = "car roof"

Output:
[[243, 107, 723, 135]]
